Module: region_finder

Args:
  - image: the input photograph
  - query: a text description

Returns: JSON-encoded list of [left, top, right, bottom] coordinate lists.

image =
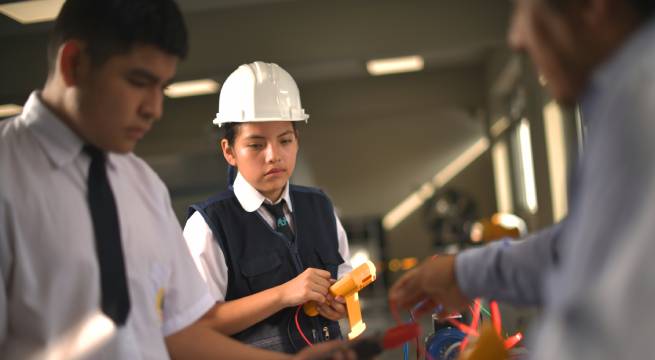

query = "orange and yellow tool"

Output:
[[303, 261, 376, 339]]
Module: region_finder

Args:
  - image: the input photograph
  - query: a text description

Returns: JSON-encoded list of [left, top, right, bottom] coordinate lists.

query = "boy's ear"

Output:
[[220, 139, 237, 166], [59, 40, 87, 87]]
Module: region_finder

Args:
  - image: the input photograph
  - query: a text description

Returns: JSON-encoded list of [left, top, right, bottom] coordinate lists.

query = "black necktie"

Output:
[[84, 145, 131, 326], [263, 200, 295, 243]]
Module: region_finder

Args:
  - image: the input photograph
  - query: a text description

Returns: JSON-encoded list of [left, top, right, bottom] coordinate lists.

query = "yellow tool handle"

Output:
[[345, 293, 366, 339]]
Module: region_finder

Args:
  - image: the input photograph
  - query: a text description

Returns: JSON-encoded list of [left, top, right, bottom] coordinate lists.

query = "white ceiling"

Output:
[[0, 0, 513, 221]]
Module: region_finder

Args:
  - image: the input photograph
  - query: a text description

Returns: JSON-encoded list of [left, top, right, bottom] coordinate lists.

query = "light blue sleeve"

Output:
[[455, 222, 563, 306]]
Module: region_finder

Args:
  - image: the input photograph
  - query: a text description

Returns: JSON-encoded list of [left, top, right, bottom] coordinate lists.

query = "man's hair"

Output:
[[47, 0, 188, 73], [548, 0, 654, 18], [629, 0, 655, 16]]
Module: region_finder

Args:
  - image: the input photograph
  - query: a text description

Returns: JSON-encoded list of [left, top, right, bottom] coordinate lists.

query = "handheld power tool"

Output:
[[303, 260, 376, 339]]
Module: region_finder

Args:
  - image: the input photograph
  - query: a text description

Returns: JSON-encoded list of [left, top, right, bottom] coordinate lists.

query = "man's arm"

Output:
[[455, 222, 563, 306], [390, 222, 563, 311]]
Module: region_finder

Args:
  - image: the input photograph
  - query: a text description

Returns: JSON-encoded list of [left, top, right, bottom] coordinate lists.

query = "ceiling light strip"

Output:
[[382, 137, 490, 231]]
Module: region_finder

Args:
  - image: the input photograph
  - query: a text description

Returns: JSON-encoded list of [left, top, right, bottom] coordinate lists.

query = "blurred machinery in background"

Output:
[[342, 217, 388, 287], [424, 188, 479, 249], [424, 187, 527, 250], [469, 213, 527, 243]]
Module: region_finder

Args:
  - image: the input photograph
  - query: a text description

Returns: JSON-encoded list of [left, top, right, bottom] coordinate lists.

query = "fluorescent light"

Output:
[[517, 119, 538, 214], [490, 116, 510, 138], [492, 140, 513, 213], [164, 79, 219, 98], [383, 137, 489, 231], [0, 104, 22, 118], [0, 0, 64, 24], [382, 191, 429, 231], [366, 55, 424, 76], [432, 137, 489, 186], [544, 101, 568, 221]]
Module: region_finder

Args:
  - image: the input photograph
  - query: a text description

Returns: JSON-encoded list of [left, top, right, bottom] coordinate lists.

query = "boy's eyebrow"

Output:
[[126, 68, 172, 85]]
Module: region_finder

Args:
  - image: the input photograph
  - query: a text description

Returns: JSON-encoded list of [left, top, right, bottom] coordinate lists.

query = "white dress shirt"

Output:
[[0, 92, 214, 359], [184, 172, 352, 301]]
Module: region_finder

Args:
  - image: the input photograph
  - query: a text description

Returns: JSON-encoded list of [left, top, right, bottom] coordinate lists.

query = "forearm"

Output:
[[455, 222, 563, 306], [165, 319, 290, 360], [203, 285, 288, 335]]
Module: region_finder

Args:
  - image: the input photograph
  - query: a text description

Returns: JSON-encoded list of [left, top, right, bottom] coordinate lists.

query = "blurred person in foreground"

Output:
[[390, 0, 655, 358]]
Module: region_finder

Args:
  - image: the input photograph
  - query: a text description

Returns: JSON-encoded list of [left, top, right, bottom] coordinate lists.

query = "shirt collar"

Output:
[[233, 172, 293, 213], [21, 91, 120, 169], [21, 91, 85, 169]]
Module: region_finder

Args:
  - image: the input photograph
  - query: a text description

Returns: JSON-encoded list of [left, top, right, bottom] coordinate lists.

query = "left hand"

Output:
[[316, 293, 347, 321], [389, 254, 469, 314]]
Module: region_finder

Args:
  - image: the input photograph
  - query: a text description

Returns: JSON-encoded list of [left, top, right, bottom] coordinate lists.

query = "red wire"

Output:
[[446, 318, 479, 337], [504, 332, 523, 349], [294, 305, 313, 347], [460, 299, 481, 352], [470, 299, 481, 331], [490, 301, 502, 336]]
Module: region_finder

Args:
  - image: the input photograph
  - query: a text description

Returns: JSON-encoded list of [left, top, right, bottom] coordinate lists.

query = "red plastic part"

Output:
[[382, 323, 421, 349]]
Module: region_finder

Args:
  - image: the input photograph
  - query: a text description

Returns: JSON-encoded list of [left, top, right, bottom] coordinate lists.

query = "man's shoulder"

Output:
[[0, 116, 25, 147], [0, 116, 38, 175]]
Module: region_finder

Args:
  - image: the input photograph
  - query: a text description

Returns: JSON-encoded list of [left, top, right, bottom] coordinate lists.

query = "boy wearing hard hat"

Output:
[[183, 62, 353, 353]]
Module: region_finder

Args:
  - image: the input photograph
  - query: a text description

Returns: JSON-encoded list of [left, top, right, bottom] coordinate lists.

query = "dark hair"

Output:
[[221, 122, 299, 146], [222, 122, 243, 147], [547, 0, 654, 18], [47, 0, 188, 72], [629, 0, 655, 16]]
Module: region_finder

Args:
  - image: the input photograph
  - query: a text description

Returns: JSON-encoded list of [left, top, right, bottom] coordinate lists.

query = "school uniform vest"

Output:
[[189, 185, 344, 353]]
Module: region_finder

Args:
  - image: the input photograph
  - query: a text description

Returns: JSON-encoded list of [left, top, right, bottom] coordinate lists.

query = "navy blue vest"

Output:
[[189, 185, 344, 353]]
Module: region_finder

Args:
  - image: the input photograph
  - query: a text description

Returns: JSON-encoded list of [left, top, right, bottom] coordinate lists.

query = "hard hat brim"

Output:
[[212, 115, 309, 127]]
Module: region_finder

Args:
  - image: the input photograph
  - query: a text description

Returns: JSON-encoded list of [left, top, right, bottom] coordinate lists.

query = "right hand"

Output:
[[278, 268, 332, 307], [388, 254, 469, 315]]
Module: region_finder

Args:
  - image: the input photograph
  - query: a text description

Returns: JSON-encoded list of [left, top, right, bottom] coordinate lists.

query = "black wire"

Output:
[[409, 311, 420, 360], [287, 310, 298, 352]]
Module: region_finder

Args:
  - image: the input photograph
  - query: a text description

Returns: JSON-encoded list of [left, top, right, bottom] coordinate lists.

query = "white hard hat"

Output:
[[213, 61, 309, 127]]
